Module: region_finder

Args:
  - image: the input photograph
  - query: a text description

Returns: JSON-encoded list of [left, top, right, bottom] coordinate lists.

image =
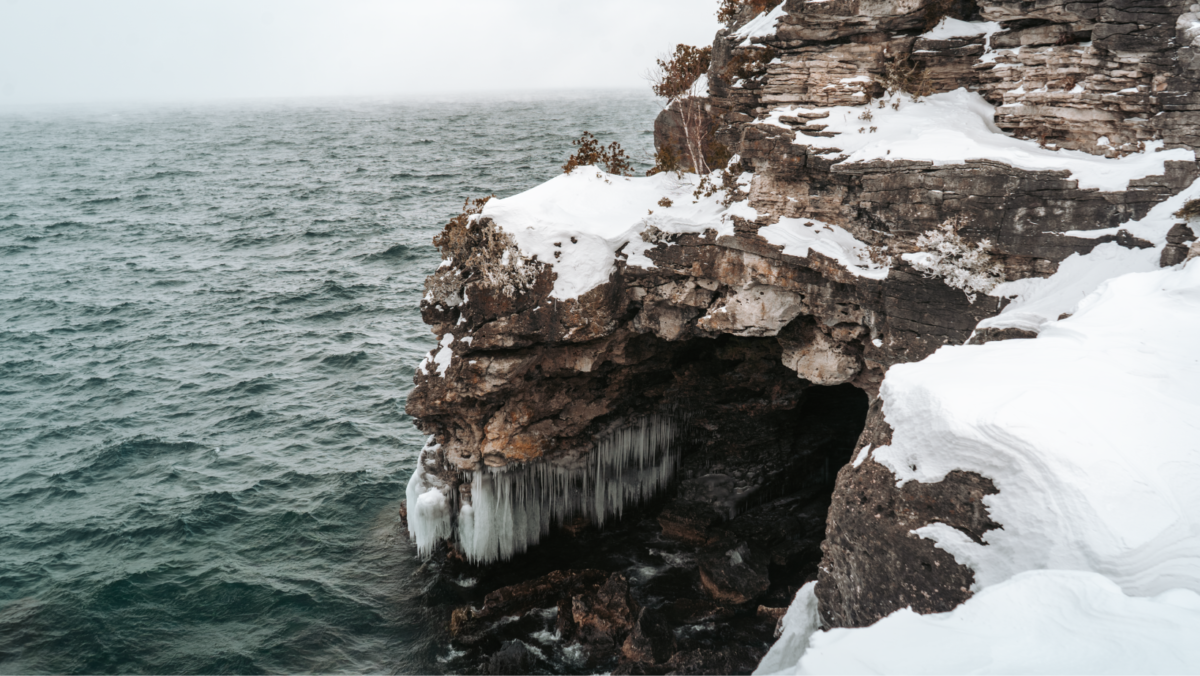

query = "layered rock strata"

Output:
[[405, 0, 1200, 662]]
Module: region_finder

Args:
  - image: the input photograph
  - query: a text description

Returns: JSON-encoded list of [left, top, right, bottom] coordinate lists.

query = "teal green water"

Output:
[[0, 91, 660, 674]]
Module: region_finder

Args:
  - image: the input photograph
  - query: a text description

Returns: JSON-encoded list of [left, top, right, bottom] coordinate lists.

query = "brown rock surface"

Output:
[[409, 0, 1200, 656]]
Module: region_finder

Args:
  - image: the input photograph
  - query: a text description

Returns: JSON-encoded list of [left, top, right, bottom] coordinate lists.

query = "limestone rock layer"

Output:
[[406, 0, 1200, 632]]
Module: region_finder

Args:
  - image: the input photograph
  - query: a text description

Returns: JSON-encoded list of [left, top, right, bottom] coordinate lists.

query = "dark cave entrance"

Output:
[[450, 331, 872, 588], [658, 334, 871, 587], [433, 332, 870, 675]]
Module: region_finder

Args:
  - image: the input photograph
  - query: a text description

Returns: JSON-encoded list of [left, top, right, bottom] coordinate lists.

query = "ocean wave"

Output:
[[0, 93, 659, 673]]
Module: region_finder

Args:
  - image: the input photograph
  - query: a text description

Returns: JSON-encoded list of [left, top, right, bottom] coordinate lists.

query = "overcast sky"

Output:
[[0, 0, 721, 106]]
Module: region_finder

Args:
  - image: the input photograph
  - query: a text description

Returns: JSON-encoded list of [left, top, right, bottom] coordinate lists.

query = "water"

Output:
[[0, 90, 661, 674]]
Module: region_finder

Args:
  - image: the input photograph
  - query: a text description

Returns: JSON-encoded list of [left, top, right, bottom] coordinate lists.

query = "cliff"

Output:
[[404, 0, 1200, 672]]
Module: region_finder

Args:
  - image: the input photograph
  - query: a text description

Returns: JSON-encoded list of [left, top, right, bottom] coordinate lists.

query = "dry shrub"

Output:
[[717, 0, 782, 25], [1174, 199, 1200, 220], [908, 216, 1003, 302], [648, 44, 714, 174], [877, 58, 932, 102], [647, 146, 681, 177], [721, 46, 777, 83], [650, 44, 712, 101], [562, 131, 633, 176], [433, 194, 496, 255]]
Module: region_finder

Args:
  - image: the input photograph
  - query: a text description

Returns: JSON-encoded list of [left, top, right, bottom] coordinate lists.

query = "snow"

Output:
[[758, 89, 1195, 192], [919, 17, 1002, 41], [755, 582, 819, 676], [758, 217, 888, 279], [731, 3, 787, 46], [762, 241, 1200, 674], [876, 259, 1200, 598], [982, 175, 1200, 333], [482, 169, 745, 300], [851, 444, 872, 469], [979, 243, 1159, 333], [425, 333, 453, 377], [764, 570, 1200, 675]]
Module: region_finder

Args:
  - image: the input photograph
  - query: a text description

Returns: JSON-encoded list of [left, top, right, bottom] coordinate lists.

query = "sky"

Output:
[[0, 0, 721, 106]]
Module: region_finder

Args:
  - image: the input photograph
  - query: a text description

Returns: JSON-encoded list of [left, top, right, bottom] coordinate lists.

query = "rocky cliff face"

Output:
[[405, 0, 1200, 667]]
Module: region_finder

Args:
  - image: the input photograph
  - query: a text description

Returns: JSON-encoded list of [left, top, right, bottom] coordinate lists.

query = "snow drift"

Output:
[[761, 250, 1200, 672]]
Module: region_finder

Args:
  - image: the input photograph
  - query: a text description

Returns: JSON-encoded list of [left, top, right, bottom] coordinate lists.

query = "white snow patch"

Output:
[[754, 582, 819, 675], [982, 174, 1200, 333], [762, 570, 1200, 675], [758, 217, 888, 279], [428, 333, 453, 377], [920, 17, 1002, 40], [851, 444, 872, 469], [758, 89, 1194, 192], [732, 3, 787, 45], [481, 169, 745, 300], [981, 242, 1159, 332], [876, 260, 1200, 596]]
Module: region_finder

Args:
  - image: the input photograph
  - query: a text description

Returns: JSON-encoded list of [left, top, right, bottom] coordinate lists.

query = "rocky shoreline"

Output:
[[401, 0, 1200, 672]]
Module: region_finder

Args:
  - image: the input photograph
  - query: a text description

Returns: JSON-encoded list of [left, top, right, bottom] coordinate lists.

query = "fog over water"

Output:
[[0, 0, 719, 106]]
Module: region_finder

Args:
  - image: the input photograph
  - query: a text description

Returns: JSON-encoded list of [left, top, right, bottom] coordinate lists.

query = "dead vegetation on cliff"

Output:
[[717, 0, 782, 25], [648, 44, 713, 175], [562, 131, 634, 176]]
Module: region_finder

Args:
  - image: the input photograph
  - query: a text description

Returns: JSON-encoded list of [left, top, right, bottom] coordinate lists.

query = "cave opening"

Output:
[[447, 331, 871, 595], [433, 331, 871, 674]]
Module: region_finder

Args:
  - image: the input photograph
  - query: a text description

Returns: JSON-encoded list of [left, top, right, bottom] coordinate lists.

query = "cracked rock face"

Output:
[[407, 0, 1200, 640]]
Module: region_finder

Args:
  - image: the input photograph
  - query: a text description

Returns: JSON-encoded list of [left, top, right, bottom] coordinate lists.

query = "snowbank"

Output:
[[758, 89, 1195, 192], [761, 247, 1200, 673], [480, 169, 736, 299], [875, 259, 1200, 596], [764, 570, 1200, 675], [983, 176, 1200, 333]]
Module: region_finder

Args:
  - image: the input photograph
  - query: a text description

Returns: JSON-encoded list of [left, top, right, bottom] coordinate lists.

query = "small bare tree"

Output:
[[647, 44, 712, 175]]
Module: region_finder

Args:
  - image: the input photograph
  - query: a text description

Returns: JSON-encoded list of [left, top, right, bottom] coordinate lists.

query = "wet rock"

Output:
[[698, 543, 771, 605], [483, 640, 536, 675], [757, 605, 788, 637], [565, 574, 638, 654], [451, 569, 607, 640], [658, 598, 738, 626], [621, 607, 677, 665], [657, 501, 720, 544], [662, 646, 760, 676]]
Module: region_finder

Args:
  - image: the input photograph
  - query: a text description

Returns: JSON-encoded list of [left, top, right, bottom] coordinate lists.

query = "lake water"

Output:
[[0, 90, 660, 674]]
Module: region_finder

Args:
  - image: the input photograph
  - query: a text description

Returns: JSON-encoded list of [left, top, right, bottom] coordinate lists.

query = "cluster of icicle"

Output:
[[406, 415, 680, 564]]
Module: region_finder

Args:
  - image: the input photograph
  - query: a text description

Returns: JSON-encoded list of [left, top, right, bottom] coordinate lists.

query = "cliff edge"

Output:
[[405, 0, 1200, 671]]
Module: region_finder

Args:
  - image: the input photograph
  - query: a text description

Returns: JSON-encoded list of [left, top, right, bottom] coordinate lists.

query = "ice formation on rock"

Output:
[[405, 439, 453, 559], [408, 416, 680, 564]]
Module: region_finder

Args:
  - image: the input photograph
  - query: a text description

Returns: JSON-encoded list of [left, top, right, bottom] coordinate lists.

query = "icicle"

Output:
[[454, 414, 681, 565], [405, 441, 454, 559]]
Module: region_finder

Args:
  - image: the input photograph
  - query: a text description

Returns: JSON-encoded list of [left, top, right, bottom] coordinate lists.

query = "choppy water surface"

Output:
[[0, 91, 659, 674]]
